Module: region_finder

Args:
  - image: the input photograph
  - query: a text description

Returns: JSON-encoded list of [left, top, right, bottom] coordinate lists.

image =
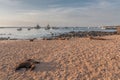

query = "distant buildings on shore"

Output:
[[101, 25, 120, 34], [101, 25, 120, 29]]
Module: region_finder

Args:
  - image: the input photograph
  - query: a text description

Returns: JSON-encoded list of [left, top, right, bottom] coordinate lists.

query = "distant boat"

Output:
[[34, 24, 41, 29], [28, 28, 31, 30], [45, 24, 50, 30], [17, 28, 22, 31], [51, 27, 59, 29]]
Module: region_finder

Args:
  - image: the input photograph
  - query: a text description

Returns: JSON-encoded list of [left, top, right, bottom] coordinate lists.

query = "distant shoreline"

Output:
[[42, 31, 117, 40], [0, 31, 117, 40]]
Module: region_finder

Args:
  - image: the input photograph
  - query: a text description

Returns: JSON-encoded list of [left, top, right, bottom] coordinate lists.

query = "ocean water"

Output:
[[0, 27, 116, 39]]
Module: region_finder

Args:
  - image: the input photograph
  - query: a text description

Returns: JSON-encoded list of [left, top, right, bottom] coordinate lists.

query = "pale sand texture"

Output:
[[0, 35, 120, 80]]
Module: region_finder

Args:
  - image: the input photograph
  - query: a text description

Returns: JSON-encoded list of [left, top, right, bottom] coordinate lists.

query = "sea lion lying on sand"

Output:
[[15, 59, 40, 71]]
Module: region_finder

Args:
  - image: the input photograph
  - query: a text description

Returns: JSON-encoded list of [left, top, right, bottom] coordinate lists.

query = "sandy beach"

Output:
[[0, 35, 120, 80]]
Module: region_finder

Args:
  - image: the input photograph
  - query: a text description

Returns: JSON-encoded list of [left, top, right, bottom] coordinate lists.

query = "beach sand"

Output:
[[0, 35, 120, 80]]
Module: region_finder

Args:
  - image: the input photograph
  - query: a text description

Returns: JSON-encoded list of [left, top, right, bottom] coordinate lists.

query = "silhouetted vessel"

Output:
[[45, 24, 50, 30], [51, 27, 59, 29], [28, 28, 31, 30], [34, 24, 41, 29], [17, 28, 22, 31]]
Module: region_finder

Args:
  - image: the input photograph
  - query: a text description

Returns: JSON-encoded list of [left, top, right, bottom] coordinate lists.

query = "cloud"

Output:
[[0, 0, 120, 26], [0, 0, 21, 6]]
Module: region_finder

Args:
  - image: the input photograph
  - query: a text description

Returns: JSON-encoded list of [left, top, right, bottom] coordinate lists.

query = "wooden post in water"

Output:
[[117, 27, 120, 35]]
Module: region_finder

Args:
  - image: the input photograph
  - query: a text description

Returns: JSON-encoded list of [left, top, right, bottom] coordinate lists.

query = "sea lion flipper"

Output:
[[30, 65, 35, 71]]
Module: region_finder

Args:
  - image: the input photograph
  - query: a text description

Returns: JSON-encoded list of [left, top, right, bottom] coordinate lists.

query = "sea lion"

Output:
[[15, 59, 40, 71]]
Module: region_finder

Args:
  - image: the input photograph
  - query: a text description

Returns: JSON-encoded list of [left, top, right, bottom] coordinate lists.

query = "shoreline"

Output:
[[0, 31, 117, 40]]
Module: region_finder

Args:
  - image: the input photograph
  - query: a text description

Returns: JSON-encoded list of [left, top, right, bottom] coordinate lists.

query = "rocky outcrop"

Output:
[[42, 31, 117, 40]]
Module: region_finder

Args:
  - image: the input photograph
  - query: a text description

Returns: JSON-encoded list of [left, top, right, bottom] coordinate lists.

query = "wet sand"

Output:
[[0, 35, 120, 80]]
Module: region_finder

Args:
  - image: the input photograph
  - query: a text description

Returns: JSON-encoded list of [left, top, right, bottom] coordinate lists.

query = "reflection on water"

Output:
[[0, 27, 116, 39]]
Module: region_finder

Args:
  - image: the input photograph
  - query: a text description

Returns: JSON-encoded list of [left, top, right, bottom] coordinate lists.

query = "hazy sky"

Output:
[[0, 0, 120, 27]]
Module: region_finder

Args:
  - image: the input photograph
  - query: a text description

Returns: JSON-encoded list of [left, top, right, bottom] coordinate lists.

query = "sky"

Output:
[[0, 0, 120, 27]]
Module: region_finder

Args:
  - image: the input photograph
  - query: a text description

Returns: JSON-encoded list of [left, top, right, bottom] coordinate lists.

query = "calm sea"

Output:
[[0, 27, 116, 39]]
